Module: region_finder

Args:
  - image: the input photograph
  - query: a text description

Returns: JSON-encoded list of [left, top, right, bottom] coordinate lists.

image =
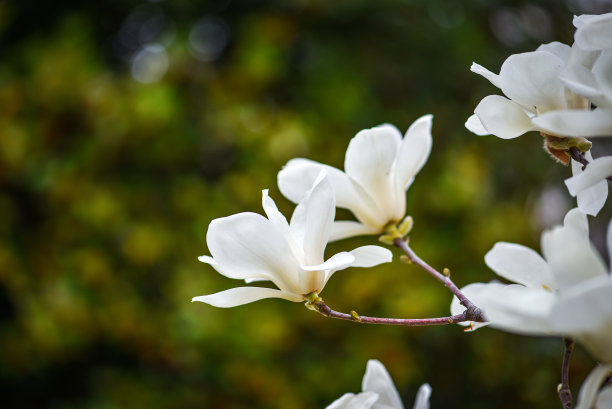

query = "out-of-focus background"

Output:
[[1, 0, 612, 408]]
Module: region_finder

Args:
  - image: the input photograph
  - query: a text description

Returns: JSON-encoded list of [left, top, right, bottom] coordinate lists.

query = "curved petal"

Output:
[[575, 364, 612, 409], [498, 51, 566, 110], [550, 276, 612, 362], [413, 383, 431, 409], [465, 114, 490, 136], [597, 387, 612, 409], [345, 124, 401, 217], [326, 392, 379, 409], [278, 158, 379, 225], [450, 282, 495, 331], [207, 212, 301, 293], [559, 64, 610, 109], [541, 211, 607, 290], [348, 245, 393, 268], [289, 171, 335, 265], [592, 50, 612, 105], [532, 109, 612, 137], [484, 242, 555, 289], [574, 13, 612, 51], [608, 214, 612, 270], [362, 360, 403, 409], [301, 251, 355, 272], [394, 115, 433, 213], [563, 207, 590, 237], [471, 62, 501, 89], [477, 284, 557, 335], [567, 155, 611, 216], [197, 254, 271, 283], [474, 95, 534, 139], [192, 286, 302, 308], [537, 42, 571, 62], [330, 221, 381, 241], [262, 189, 303, 257]]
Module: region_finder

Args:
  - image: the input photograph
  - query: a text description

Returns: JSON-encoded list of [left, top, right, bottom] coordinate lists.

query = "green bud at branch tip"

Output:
[[398, 216, 414, 237], [443, 268, 451, 277]]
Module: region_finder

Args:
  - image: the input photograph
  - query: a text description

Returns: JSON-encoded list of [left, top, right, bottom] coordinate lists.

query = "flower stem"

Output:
[[393, 238, 481, 314], [308, 296, 485, 326], [558, 337, 574, 409]]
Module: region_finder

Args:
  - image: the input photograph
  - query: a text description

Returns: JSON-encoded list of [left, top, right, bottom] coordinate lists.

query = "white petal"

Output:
[[592, 50, 612, 104], [348, 245, 393, 268], [537, 41, 572, 62], [207, 212, 301, 293], [301, 252, 355, 272], [607, 214, 612, 270], [278, 158, 379, 225], [550, 276, 612, 362], [596, 386, 612, 409], [330, 221, 382, 241], [484, 242, 555, 289], [471, 62, 501, 89], [192, 286, 302, 308], [362, 360, 403, 409], [567, 155, 611, 216], [289, 170, 335, 265], [575, 364, 612, 409], [345, 124, 401, 218], [498, 51, 566, 110], [540, 211, 607, 290], [261, 189, 290, 231], [562, 207, 589, 237], [474, 95, 534, 139], [477, 284, 557, 335], [197, 254, 266, 282], [559, 64, 609, 109], [465, 114, 490, 136], [450, 282, 494, 331], [326, 392, 379, 409], [532, 108, 612, 137], [412, 383, 431, 409], [395, 114, 433, 190], [574, 13, 612, 51]]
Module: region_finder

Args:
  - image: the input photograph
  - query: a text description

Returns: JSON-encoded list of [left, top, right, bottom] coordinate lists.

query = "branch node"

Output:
[[443, 267, 451, 277], [350, 310, 362, 322]]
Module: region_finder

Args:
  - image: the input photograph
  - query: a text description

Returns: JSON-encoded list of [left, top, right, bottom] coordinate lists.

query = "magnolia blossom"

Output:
[[451, 208, 612, 363], [278, 115, 432, 241], [566, 153, 611, 216], [575, 364, 612, 409], [193, 172, 392, 308], [465, 42, 598, 139], [326, 359, 431, 409], [573, 13, 612, 51]]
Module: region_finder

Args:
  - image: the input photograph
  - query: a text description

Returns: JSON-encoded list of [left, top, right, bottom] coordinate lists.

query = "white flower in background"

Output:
[[575, 364, 612, 409], [573, 13, 612, 51], [326, 359, 432, 409], [278, 115, 432, 241], [451, 208, 612, 363], [193, 172, 392, 308], [465, 42, 598, 141], [566, 153, 611, 216]]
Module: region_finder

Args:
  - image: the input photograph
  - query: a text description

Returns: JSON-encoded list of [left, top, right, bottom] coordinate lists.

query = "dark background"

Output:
[[1, 0, 611, 407]]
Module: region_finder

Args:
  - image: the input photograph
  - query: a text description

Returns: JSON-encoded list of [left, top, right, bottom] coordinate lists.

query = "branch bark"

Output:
[[558, 337, 574, 409]]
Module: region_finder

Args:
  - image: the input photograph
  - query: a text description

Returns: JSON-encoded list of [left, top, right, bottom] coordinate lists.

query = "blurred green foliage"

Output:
[[1, 0, 610, 408]]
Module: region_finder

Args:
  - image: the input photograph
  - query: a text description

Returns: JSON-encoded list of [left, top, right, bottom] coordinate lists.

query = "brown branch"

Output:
[[393, 238, 480, 312], [558, 337, 574, 409], [308, 296, 485, 327]]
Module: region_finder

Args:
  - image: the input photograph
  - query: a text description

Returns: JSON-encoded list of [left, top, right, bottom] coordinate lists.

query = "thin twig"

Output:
[[309, 297, 485, 326], [393, 238, 481, 315], [569, 147, 612, 181], [558, 337, 574, 409]]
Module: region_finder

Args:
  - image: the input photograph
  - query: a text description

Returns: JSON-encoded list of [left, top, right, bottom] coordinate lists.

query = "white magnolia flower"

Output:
[[575, 364, 612, 409], [465, 42, 600, 140], [566, 153, 611, 216], [573, 13, 612, 51], [278, 115, 432, 241], [452, 208, 612, 362], [193, 172, 392, 308], [326, 359, 432, 409], [540, 47, 612, 138]]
